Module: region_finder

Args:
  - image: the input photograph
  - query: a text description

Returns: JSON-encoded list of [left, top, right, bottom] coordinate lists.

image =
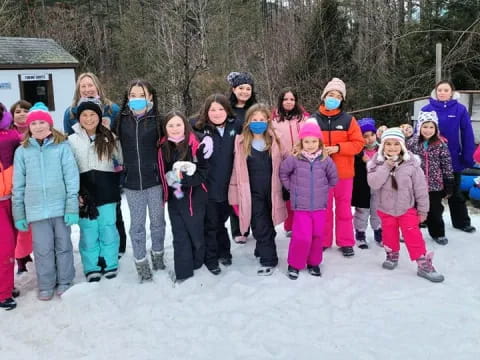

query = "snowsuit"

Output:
[[367, 152, 428, 260], [12, 137, 79, 291], [68, 123, 122, 275], [158, 134, 208, 281], [280, 153, 338, 269], [312, 105, 364, 247]]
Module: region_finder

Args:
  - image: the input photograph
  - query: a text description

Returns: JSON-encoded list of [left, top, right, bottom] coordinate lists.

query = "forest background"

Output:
[[1, 0, 479, 125]]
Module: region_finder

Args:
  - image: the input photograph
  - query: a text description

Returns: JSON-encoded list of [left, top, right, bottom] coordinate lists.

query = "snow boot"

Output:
[[208, 265, 221, 275], [374, 228, 383, 246], [307, 265, 321, 277], [287, 265, 299, 280], [257, 266, 275, 276], [151, 250, 166, 271], [38, 289, 54, 301], [0, 297, 16, 311], [57, 284, 72, 296], [135, 257, 153, 282], [432, 236, 448, 245], [104, 269, 118, 279], [219, 257, 232, 266], [341, 246, 355, 257], [86, 271, 102, 282], [416, 252, 444, 283], [382, 251, 399, 270], [356, 230, 368, 249]]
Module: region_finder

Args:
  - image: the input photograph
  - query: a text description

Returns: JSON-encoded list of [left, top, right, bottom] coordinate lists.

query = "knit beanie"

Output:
[[377, 127, 410, 161], [416, 111, 439, 132], [26, 102, 53, 127], [321, 77, 346, 100], [77, 100, 102, 120], [358, 118, 377, 134], [226, 72, 254, 88], [0, 103, 13, 130], [299, 118, 323, 140]]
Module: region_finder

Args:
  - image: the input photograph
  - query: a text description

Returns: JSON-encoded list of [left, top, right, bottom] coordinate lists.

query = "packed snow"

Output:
[[1, 198, 479, 360]]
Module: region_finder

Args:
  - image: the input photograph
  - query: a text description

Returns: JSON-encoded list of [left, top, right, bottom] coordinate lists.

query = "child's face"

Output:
[[233, 84, 252, 104], [325, 90, 343, 100], [250, 111, 268, 124], [363, 131, 377, 146], [129, 85, 152, 102], [79, 76, 99, 98], [166, 116, 185, 138], [13, 106, 29, 125], [79, 109, 100, 134], [420, 122, 436, 140], [208, 102, 227, 126], [400, 124, 413, 137], [282, 91, 296, 112], [377, 125, 387, 138], [302, 136, 320, 153], [383, 139, 402, 157], [436, 83, 453, 101], [29, 120, 51, 140]]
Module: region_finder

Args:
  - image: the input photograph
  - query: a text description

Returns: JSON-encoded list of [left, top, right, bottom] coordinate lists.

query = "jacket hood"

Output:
[[430, 89, 461, 101]]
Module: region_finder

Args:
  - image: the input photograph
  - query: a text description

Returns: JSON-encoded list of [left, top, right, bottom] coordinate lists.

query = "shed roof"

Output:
[[0, 37, 78, 68]]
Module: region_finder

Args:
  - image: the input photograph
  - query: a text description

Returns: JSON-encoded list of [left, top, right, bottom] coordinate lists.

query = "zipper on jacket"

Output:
[[135, 119, 143, 190], [40, 143, 48, 219], [328, 118, 332, 145], [310, 160, 314, 210]]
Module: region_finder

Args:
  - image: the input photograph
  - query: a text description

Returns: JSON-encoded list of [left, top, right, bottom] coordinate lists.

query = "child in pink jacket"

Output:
[[280, 119, 338, 279], [229, 104, 287, 276], [367, 128, 444, 283]]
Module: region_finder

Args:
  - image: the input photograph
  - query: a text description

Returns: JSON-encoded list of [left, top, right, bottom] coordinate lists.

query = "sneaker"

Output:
[[287, 266, 299, 280], [104, 269, 118, 279], [257, 266, 275, 276], [12, 288, 20, 298], [207, 266, 221, 275], [135, 257, 153, 282], [416, 252, 444, 283], [38, 289, 54, 301], [455, 225, 476, 233], [307, 265, 321, 277], [341, 246, 355, 257], [382, 251, 399, 270], [0, 297, 17, 311], [356, 230, 368, 249], [57, 284, 72, 296], [86, 272, 102, 282], [432, 236, 448, 245], [219, 257, 232, 266], [374, 228, 383, 245], [234, 236, 247, 244], [151, 250, 166, 271]]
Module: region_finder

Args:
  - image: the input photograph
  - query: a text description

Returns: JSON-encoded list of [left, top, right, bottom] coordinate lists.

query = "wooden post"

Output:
[[436, 43, 442, 82]]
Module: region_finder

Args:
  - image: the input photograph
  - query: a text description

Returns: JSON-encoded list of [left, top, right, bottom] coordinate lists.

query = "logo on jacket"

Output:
[[335, 125, 344, 130], [448, 115, 456, 118], [229, 130, 236, 137]]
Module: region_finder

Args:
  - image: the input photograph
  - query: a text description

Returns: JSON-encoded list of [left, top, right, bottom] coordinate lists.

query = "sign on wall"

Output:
[[20, 73, 50, 81], [0, 82, 11, 89]]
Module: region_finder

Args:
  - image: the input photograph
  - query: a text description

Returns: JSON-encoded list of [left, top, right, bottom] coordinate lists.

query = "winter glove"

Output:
[[200, 135, 213, 159], [64, 213, 79, 226], [282, 187, 290, 201], [15, 219, 29, 232], [173, 161, 197, 176], [79, 194, 99, 220]]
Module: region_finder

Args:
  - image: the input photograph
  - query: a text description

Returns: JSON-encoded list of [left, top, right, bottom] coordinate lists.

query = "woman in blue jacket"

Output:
[[421, 80, 476, 233]]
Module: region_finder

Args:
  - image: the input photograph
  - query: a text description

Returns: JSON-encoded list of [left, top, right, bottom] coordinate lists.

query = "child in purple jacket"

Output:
[[280, 119, 338, 279]]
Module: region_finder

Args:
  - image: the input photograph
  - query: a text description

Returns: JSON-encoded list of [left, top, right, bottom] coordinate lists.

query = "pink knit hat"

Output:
[[26, 102, 53, 127], [321, 77, 346, 100], [299, 118, 323, 140]]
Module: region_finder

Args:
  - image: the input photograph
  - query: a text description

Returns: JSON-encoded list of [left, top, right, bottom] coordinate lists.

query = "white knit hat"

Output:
[[377, 127, 410, 161], [416, 111, 439, 132], [321, 77, 346, 100]]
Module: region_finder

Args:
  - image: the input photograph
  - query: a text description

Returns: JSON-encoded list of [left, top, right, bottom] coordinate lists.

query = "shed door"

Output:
[[18, 73, 55, 111]]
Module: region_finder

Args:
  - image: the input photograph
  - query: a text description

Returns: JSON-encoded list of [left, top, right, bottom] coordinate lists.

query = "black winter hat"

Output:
[[226, 72, 254, 88], [77, 100, 102, 120]]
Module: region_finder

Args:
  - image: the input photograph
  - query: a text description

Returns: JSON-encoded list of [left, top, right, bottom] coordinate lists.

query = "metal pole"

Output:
[[436, 43, 442, 82]]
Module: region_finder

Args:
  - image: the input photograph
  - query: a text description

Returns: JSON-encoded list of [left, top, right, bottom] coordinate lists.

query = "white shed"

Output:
[[0, 37, 78, 130]]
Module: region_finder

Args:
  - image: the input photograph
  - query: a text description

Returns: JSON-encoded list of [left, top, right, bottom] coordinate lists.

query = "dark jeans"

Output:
[[204, 201, 231, 269], [427, 191, 445, 238]]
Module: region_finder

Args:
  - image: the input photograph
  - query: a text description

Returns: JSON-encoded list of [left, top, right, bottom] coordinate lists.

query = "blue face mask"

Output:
[[249, 121, 268, 134], [128, 98, 149, 112], [324, 96, 341, 110]]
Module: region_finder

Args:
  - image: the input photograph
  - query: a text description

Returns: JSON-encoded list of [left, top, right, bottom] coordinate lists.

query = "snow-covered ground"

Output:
[[1, 199, 479, 360]]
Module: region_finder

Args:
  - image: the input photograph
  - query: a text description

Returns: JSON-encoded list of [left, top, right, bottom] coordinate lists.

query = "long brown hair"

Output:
[[161, 111, 195, 163], [242, 104, 280, 157], [194, 94, 235, 130]]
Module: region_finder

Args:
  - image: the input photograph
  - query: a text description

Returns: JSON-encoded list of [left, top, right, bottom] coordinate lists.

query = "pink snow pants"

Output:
[[283, 200, 293, 232], [378, 208, 426, 261], [324, 178, 355, 248], [0, 199, 16, 301], [288, 210, 326, 269], [15, 228, 32, 259]]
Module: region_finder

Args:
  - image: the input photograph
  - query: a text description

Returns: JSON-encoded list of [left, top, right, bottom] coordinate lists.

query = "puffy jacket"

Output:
[[64, 103, 120, 135], [116, 109, 162, 191], [279, 154, 338, 211], [421, 92, 475, 172], [271, 110, 309, 153], [0, 129, 21, 199], [367, 152, 429, 217], [12, 137, 79, 223], [406, 135, 454, 193], [312, 106, 364, 179]]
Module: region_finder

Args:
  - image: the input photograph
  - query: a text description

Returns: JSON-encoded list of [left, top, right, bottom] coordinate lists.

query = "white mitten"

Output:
[[173, 161, 197, 176]]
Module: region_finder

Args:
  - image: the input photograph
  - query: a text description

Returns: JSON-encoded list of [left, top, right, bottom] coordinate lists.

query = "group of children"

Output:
[[3, 74, 478, 311]]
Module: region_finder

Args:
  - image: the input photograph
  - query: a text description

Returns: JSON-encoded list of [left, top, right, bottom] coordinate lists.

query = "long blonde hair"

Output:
[[242, 104, 280, 157], [69, 73, 113, 114], [22, 127, 66, 147]]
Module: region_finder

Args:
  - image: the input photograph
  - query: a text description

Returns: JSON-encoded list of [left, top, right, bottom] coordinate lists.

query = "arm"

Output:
[[412, 165, 429, 216], [439, 142, 454, 195], [279, 156, 295, 190], [228, 138, 240, 205], [325, 157, 339, 187], [336, 117, 364, 156], [12, 148, 27, 222], [367, 160, 393, 191], [61, 144, 80, 215], [459, 108, 475, 168], [63, 107, 75, 135]]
